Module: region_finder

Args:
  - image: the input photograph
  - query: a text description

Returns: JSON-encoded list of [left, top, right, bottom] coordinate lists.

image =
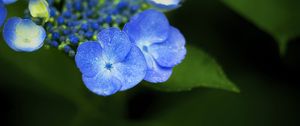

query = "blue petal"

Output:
[[142, 51, 173, 83], [147, 0, 181, 10], [82, 74, 122, 96], [0, 2, 6, 27], [75, 41, 102, 78], [97, 28, 131, 63], [149, 27, 186, 67], [3, 17, 46, 52], [144, 60, 173, 83], [123, 9, 170, 46], [2, 0, 17, 4], [114, 45, 147, 91]]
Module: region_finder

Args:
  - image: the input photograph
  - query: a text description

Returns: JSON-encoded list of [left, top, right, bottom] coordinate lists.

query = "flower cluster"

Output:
[[0, 0, 186, 96], [35, 0, 147, 56]]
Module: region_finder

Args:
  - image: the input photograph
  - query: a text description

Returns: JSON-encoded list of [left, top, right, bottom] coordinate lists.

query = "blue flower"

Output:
[[147, 0, 181, 10], [124, 9, 186, 83], [2, 17, 46, 52], [75, 28, 147, 96]]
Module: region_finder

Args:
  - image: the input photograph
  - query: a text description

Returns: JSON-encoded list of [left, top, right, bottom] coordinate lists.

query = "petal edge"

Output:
[[149, 27, 186, 67]]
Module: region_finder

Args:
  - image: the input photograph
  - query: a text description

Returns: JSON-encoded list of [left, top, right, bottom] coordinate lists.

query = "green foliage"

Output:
[[0, 45, 96, 122], [149, 45, 239, 93], [223, 0, 300, 55], [0, 44, 128, 126]]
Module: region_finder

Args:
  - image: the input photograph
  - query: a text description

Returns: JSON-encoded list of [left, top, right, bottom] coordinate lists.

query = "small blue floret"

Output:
[[84, 31, 93, 38], [64, 45, 72, 53], [63, 29, 71, 35], [52, 32, 60, 40], [105, 16, 112, 23], [81, 23, 89, 31], [63, 11, 72, 18], [74, 1, 82, 11], [69, 35, 79, 44], [117, 1, 128, 9], [49, 7, 57, 17], [57, 16, 64, 24], [50, 41, 59, 47], [91, 22, 99, 30]]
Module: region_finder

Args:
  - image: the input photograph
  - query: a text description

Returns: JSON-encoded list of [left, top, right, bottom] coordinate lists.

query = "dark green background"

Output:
[[1, 0, 299, 126]]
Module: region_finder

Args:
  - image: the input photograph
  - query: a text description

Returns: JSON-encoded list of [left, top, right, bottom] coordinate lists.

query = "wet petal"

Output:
[[82, 73, 122, 96], [144, 61, 173, 83], [97, 28, 131, 63], [75, 41, 102, 77], [114, 45, 147, 91], [123, 9, 170, 46], [141, 52, 173, 83], [149, 27, 186, 67]]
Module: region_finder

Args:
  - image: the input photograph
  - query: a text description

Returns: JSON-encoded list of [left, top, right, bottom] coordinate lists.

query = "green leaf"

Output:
[[148, 45, 239, 93], [223, 0, 300, 55], [1, 46, 87, 102], [0, 44, 106, 123]]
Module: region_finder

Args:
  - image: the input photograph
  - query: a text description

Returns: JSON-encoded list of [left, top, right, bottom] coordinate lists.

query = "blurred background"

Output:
[[1, 0, 300, 126]]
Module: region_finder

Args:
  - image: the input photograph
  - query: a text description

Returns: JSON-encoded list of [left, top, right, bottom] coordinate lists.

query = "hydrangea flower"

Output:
[[75, 28, 147, 96], [147, 0, 181, 10], [124, 9, 186, 83], [3, 17, 46, 52], [0, 0, 186, 96]]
